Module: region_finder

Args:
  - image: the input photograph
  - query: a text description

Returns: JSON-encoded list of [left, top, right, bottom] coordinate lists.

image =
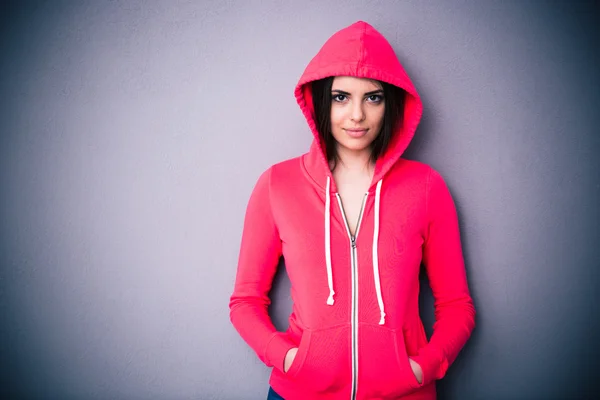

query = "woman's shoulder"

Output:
[[271, 153, 305, 172], [387, 159, 454, 196], [252, 154, 305, 187], [389, 158, 436, 179], [264, 153, 307, 182]]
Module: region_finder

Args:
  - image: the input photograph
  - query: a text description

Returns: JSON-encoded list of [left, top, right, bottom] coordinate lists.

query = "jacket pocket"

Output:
[[359, 324, 420, 399], [285, 325, 350, 393], [403, 322, 428, 358]]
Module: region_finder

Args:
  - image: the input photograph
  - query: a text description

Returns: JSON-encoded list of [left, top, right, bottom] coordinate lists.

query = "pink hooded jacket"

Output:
[[229, 21, 476, 400]]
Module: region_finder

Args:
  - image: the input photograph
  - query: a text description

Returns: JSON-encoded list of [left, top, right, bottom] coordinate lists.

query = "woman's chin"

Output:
[[337, 140, 373, 154]]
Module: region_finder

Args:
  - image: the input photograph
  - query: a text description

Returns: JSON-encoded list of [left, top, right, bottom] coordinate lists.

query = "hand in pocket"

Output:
[[408, 358, 423, 384], [283, 347, 298, 373]]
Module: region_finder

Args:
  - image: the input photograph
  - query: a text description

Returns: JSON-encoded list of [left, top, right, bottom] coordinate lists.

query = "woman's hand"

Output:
[[408, 358, 423, 384], [283, 347, 298, 373]]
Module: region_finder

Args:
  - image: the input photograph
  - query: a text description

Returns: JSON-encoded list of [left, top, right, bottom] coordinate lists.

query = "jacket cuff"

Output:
[[265, 332, 296, 372], [410, 345, 446, 387]]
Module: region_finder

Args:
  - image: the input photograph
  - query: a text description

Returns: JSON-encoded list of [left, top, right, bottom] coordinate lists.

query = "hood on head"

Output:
[[295, 21, 423, 192]]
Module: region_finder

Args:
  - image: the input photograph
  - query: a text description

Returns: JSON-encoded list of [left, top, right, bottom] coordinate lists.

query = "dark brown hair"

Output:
[[311, 77, 405, 170]]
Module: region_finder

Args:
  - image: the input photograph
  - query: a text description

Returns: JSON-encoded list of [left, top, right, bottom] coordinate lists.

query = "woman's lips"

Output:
[[344, 128, 368, 138]]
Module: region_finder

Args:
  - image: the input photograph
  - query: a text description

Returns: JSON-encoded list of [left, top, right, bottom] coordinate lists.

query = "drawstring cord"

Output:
[[373, 179, 386, 325], [325, 176, 335, 305], [323, 176, 386, 325]]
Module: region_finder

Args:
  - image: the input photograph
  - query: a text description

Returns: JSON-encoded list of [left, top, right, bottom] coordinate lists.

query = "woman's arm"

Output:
[[229, 167, 296, 373], [410, 167, 476, 387]]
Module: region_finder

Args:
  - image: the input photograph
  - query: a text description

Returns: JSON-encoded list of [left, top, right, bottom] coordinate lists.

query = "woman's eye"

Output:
[[333, 94, 347, 102], [367, 95, 383, 103]]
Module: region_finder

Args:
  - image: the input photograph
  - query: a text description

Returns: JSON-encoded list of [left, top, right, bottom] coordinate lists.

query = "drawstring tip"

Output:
[[378, 312, 386, 325], [326, 292, 335, 305]]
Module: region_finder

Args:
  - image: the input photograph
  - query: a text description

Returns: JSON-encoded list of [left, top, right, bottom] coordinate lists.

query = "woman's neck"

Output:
[[332, 146, 375, 177]]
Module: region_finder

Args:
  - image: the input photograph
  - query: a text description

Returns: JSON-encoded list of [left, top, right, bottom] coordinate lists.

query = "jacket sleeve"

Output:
[[229, 167, 296, 372], [410, 167, 476, 387]]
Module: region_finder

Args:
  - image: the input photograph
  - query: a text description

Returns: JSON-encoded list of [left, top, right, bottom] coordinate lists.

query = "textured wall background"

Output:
[[1, 1, 599, 399]]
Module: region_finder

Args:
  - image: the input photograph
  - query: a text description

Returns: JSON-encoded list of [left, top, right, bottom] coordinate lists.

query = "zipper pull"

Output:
[[351, 236, 356, 249]]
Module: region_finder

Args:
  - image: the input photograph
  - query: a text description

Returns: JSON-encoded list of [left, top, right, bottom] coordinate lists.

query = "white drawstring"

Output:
[[323, 175, 386, 325], [372, 179, 386, 325], [325, 176, 335, 305]]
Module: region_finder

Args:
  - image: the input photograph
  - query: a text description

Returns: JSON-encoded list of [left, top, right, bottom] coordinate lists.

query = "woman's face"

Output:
[[329, 76, 385, 156]]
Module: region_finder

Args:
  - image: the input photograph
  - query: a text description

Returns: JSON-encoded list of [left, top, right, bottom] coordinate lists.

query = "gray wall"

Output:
[[1, 1, 599, 399]]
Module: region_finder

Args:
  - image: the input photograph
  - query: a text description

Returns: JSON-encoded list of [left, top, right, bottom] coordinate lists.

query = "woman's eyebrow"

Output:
[[331, 89, 384, 95]]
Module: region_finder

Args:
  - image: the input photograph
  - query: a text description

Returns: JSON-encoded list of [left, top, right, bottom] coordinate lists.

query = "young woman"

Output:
[[229, 21, 476, 400]]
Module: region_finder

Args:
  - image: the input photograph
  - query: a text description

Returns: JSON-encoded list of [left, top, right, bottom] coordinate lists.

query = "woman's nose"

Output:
[[350, 102, 365, 122]]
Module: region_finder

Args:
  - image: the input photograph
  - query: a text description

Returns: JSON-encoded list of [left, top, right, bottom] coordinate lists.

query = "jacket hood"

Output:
[[295, 21, 423, 193]]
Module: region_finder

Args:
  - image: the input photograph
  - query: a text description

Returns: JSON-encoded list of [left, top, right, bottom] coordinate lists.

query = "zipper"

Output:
[[335, 192, 368, 400]]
